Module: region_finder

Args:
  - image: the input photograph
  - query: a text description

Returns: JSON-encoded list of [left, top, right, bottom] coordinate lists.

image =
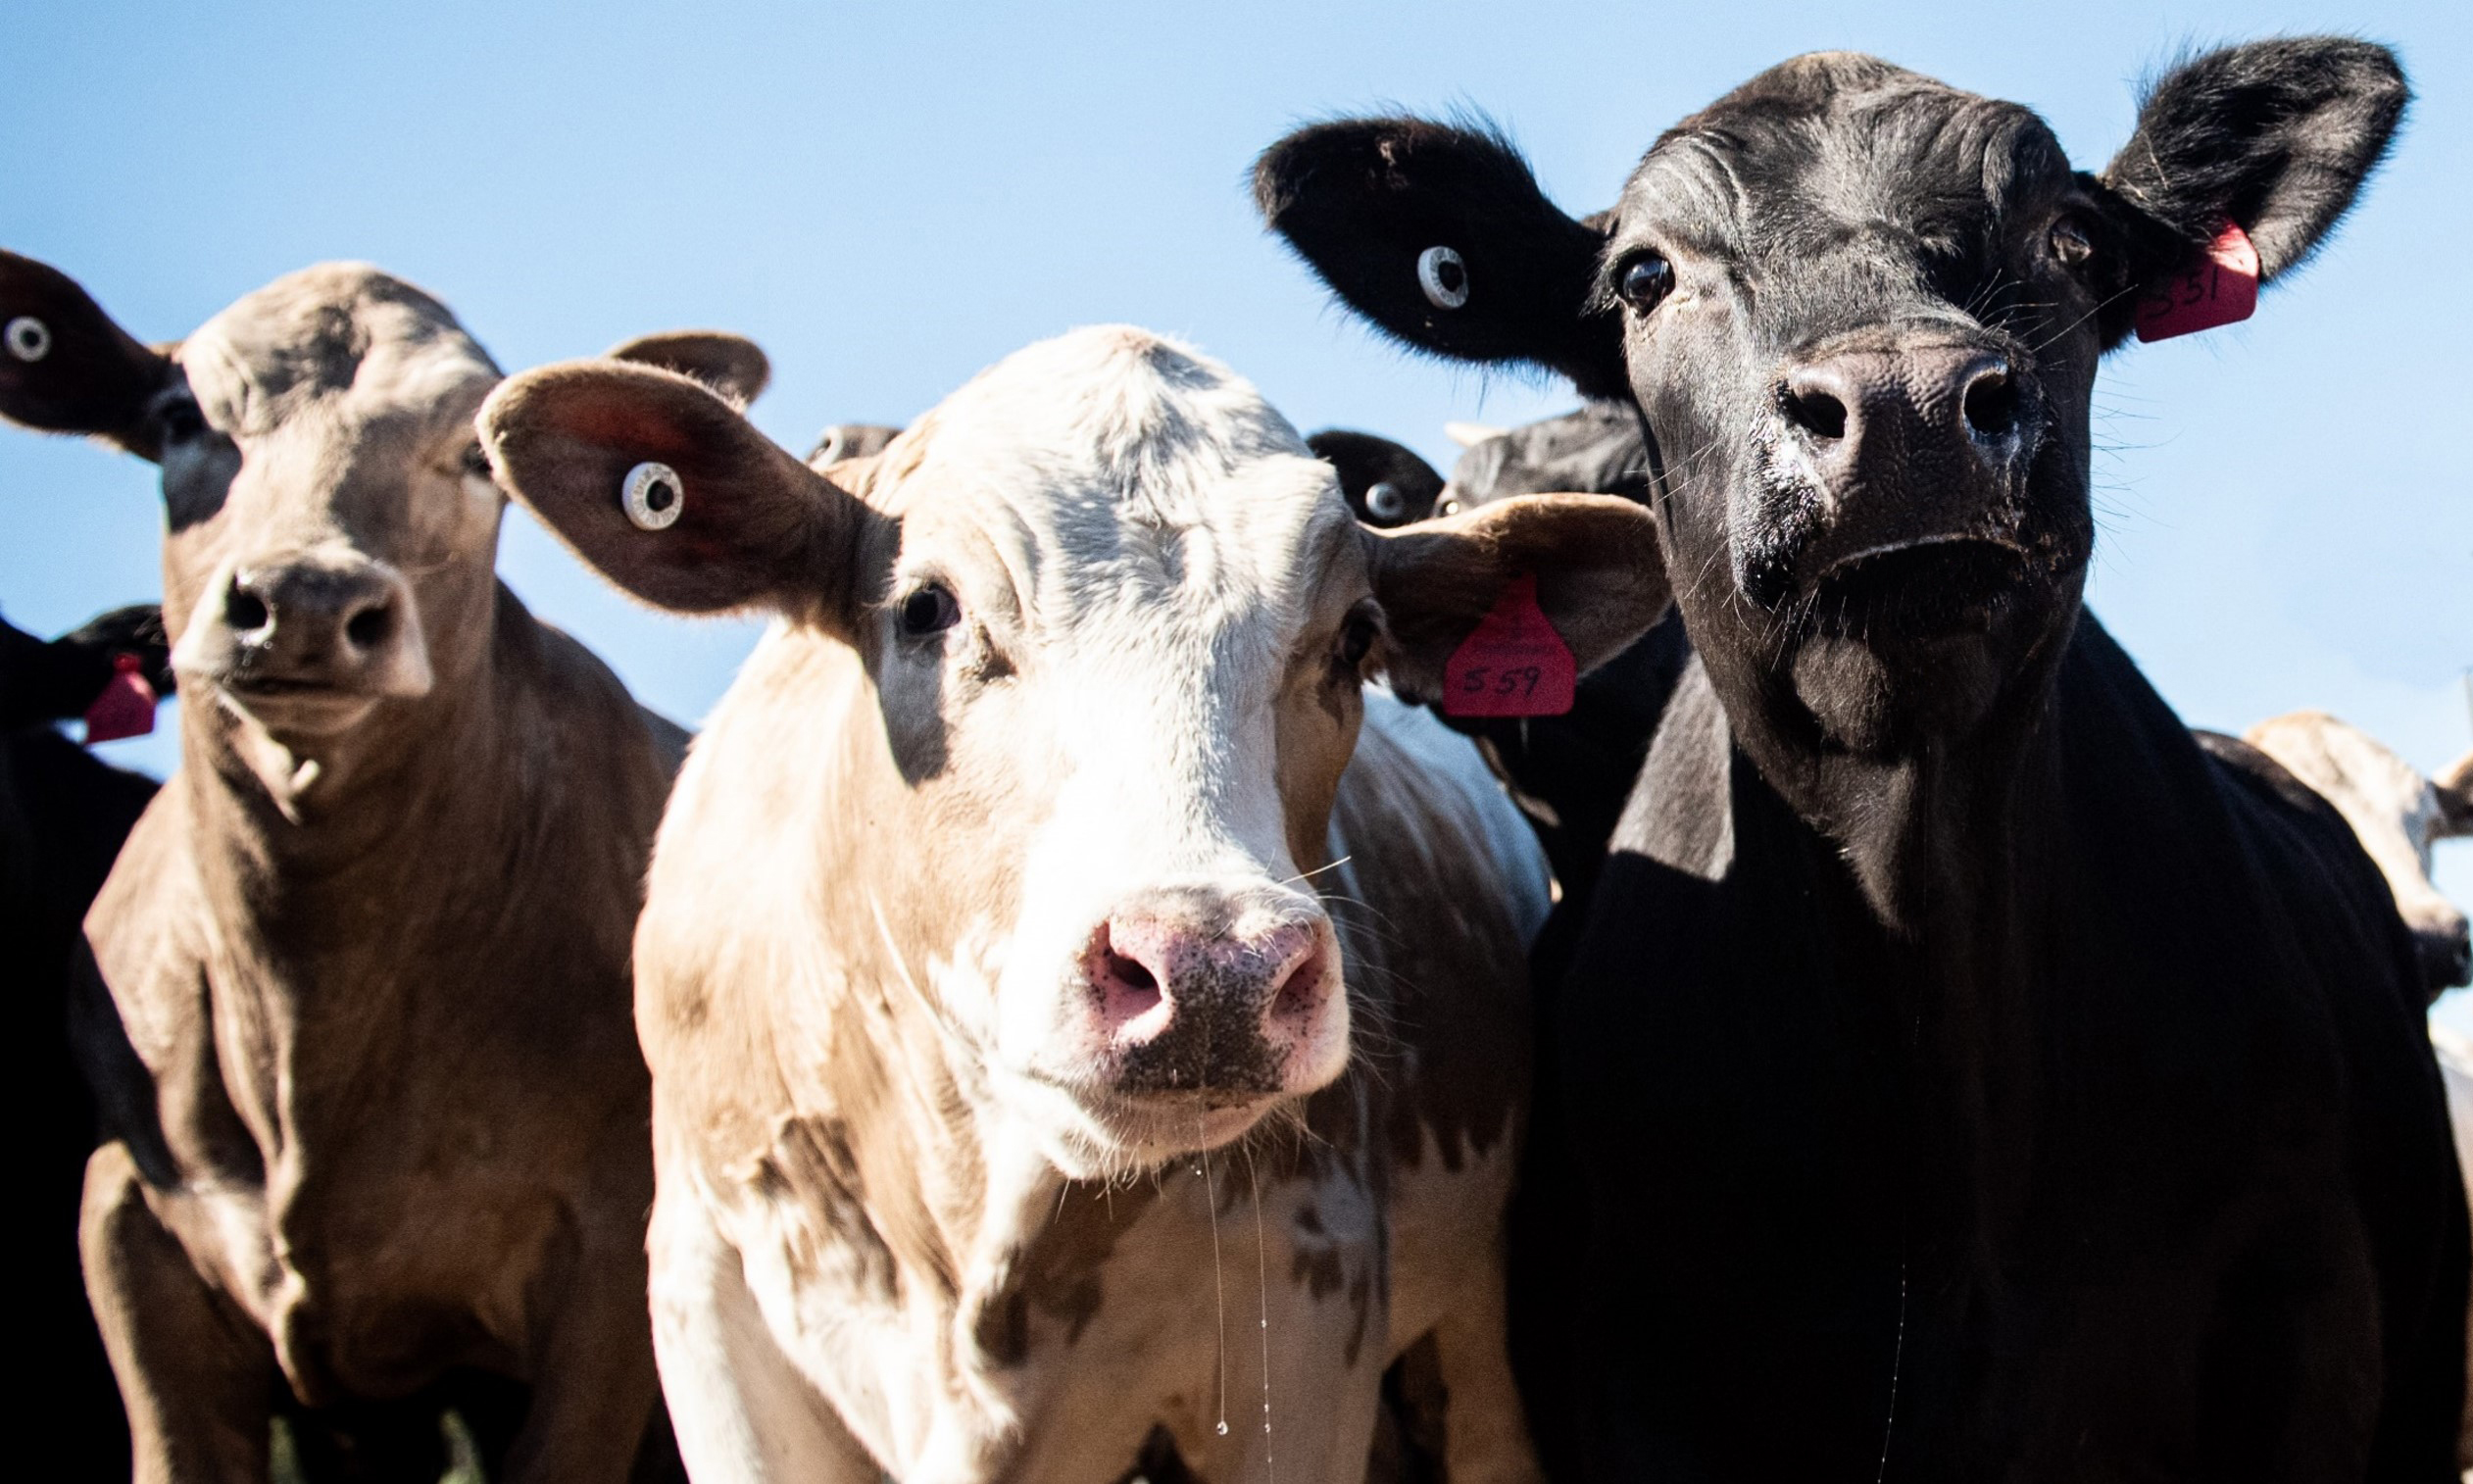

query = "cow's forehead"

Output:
[[177, 263, 499, 441], [1629, 52, 2073, 242], [865, 326, 1358, 640]]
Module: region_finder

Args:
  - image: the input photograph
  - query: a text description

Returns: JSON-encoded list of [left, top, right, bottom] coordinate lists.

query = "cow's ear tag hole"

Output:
[[1442, 572, 1576, 717], [1417, 246, 1469, 310], [2134, 221, 2258, 343], [4, 315, 51, 362], [621, 462, 685, 530], [84, 653, 158, 744]]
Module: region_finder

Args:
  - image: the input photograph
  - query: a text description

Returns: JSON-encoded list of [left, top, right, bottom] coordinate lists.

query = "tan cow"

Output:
[[480, 325, 1669, 1484], [0, 251, 741, 1484], [2244, 710, 2473, 1468]]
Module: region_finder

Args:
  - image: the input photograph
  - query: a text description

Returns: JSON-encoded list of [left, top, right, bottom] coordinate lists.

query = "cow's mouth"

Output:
[[1803, 536, 2033, 641]]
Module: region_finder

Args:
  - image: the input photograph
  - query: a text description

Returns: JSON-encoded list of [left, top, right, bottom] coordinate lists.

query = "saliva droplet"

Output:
[[1215, 1421, 1230, 1437]]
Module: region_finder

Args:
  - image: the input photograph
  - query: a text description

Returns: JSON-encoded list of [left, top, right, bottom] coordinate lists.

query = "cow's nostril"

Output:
[[1267, 940, 1327, 1022], [1784, 386, 1849, 441], [225, 587, 272, 633], [345, 604, 393, 651], [1963, 366, 2019, 439], [1109, 951, 1158, 995]]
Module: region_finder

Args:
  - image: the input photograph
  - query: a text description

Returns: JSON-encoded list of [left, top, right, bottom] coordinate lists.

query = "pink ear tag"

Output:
[[1441, 573, 1577, 718], [2134, 220, 2259, 343], [82, 654, 158, 744]]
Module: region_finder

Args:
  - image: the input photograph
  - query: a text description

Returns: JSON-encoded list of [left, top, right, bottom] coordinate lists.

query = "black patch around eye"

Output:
[[897, 583, 962, 639], [157, 397, 205, 442], [1336, 607, 1379, 668], [1616, 253, 1675, 314]]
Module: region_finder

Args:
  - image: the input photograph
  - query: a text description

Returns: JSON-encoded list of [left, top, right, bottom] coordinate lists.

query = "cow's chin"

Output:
[[1002, 1075, 1314, 1184]]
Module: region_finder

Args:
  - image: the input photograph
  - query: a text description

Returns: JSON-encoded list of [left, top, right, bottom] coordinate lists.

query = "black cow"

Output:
[[1259, 40, 2462, 1481], [2, 605, 171, 1484]]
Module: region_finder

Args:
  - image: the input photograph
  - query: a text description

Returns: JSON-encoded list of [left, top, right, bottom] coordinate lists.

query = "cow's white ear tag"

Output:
[[1417, 246, 1469, 310], [621, 461, 684, 530], [4, 315, 52, 363]]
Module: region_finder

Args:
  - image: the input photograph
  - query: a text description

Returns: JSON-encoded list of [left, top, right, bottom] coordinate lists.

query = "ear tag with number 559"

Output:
[[2134, 220, 2259, 343], [1442, 573, 1577, 718]]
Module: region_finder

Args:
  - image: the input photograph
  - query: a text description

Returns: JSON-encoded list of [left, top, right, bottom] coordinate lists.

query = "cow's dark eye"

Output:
[[158, 397, 206, 443], [461, 443, 492, 479], [1616, 253, 1675, 314], [897, 583, 961, 639], [1336, 605, 1380, 668], [2049, 214, 2096, 269]]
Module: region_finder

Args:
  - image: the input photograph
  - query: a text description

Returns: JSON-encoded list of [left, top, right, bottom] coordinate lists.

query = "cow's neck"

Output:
[[175, 583, 536, 1030], [1697, 609, 2082, 1253]]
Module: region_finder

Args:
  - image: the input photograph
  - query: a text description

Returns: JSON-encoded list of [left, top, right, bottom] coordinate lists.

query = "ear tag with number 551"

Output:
[[1442, 573, 1576, 718], [2134, 220, 2259, 343]]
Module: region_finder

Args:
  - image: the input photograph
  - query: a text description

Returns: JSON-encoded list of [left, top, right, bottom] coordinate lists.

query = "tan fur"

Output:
[[31, 263, 681, 1483]]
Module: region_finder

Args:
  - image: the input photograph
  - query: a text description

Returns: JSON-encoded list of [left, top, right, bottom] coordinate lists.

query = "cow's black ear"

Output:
[[2097, 38, 2406, 339], [1306, 428, 1443, 528], [605, 329, 772, 406], [1255, 119, 1627, 400], [0, 250, 176, 457]]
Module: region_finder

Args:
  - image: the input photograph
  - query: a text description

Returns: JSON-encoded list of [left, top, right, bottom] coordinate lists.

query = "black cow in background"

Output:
[[1261, 38, 2462, 1482], [2, 604, 171, 1483]]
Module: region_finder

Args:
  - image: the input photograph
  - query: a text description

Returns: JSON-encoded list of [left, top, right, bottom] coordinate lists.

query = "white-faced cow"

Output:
[[0, 251, 728, 1483], [2247, 712, 2472, 996], [479, 324, 1666, 1484], [1258, 40, 2463, 1480]]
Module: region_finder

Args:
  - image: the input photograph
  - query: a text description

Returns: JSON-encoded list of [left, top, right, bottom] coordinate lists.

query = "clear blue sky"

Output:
[[4, 1, 2466, 1006]]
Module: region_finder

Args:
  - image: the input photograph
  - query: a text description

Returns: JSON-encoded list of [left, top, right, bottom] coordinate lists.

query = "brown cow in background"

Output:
[[0, 251, 729, 1484]]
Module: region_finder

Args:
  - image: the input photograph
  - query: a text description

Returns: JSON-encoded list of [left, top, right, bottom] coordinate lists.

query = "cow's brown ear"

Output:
[[605, 330, 771, 406], [0, 250, 176, 457], [2437, 752, 2473, 838], [1365, 492, 1668, 704], [479, 359, 878, 624]]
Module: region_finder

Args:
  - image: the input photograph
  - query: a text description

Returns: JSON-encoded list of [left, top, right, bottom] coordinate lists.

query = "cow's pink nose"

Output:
[[1082, 902, 1334, 1095]]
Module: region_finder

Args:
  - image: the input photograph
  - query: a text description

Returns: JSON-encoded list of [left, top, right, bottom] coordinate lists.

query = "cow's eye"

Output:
[[460, 443, 492, 479], [157, 397, 206, 443], [2049, 214, 2096, 269], [1336, 605, 1380, 668], [1616, 253, 1675, 314], [897, 583, 961, 639]]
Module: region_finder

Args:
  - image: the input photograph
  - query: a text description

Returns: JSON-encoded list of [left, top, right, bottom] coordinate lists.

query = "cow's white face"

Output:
[[481, 324, 1668, 1179], [840, 331, 1367, 1169], [2248, 712, 2473, 993]]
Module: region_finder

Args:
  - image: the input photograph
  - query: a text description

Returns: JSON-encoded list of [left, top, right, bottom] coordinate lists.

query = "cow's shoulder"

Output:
[[1326, 691, 1543, 1171]]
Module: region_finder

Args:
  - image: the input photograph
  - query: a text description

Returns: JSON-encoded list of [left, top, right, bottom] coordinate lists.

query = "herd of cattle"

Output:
[[8, 33, 2473, 1484]]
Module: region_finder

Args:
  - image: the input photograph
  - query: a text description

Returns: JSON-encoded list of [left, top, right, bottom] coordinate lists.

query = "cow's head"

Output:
[[1437, 402, 1650, 518], [0, 255, 502, 800], [2249, 713, 2473, 996], [0, 253, 772, 808], [481, 326, 1663, 1176], [1258, 41, 2404, 757]]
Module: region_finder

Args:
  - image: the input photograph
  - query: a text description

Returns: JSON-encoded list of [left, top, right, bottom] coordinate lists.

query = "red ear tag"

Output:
[[1441, 573, 1577, 718], [2134, 220, 2259, 343], [82, 653, 158, 744]]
